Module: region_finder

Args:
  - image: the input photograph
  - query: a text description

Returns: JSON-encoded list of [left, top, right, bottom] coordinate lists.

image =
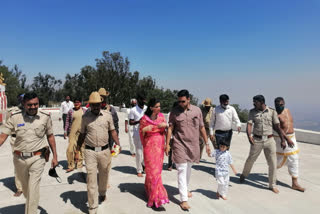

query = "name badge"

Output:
[[17, 123, 25, 127]]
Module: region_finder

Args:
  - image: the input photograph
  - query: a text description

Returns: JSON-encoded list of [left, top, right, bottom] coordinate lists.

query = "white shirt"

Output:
[[211, 149, 233, 176], [209, 105, 241, 135], [60, 101, 74, 115], [129, 105, 147, 136]]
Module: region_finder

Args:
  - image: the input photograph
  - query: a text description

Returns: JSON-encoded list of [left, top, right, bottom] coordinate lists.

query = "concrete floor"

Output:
[[0, 111, 319, 214]]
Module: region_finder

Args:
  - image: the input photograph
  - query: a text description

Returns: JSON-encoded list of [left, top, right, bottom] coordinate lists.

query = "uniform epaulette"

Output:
[[39, 110, 51, 116], [11, 110, 22, 116], [101, 109, 111, 115]]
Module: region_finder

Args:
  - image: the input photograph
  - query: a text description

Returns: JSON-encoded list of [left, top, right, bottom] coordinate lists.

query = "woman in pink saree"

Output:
[[139, 98, 169, 208]]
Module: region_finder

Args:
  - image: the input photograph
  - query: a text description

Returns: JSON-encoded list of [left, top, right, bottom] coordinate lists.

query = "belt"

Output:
[[85, 144, 108, 152], [253, 134, 273, 139], [216, 129, 232, 134], [14, 150, 42, 158], [11, 134, 16, 137]]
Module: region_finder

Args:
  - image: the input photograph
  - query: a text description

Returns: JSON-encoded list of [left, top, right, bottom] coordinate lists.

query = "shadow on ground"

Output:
[[67, 172, 87, 184], [191, 188, 217, 200], [0, 176, 16, 193], [112, 166, 137, 175], [119, 150, 132, 156], [0, 204, 48, 214], [118, 183, 181, 210], [58, 160, 68, 170], [230, 173, 291, 190], [60, 191, 88, 213], [192, 165, 216, 177]]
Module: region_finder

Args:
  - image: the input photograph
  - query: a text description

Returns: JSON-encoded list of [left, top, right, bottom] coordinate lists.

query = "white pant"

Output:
[[216, 174, 229, 197], [176, 162, 193, 202], [128, 127, 136, 155], [133, 135, 144, 173]]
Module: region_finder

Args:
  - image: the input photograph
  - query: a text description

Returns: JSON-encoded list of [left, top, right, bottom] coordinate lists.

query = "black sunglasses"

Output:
[[178, 100, 186, 103]]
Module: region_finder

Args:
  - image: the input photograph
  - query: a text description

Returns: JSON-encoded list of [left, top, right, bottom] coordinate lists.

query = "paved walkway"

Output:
[[0, 111, 319, 214]]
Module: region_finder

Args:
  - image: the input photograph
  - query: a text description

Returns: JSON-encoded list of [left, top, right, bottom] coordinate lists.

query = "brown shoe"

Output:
[[131, 154, 136, 157], [292, 185, 305, 192], [13, 190, 23, 197], [137, 173, 143, 177], [239, 174, 245, 183], [179, 201, 190, 211]]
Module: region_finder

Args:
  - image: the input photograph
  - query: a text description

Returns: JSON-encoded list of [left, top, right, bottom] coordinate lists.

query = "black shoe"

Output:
[[240, 174, 245, 183], [99, 195, 106, 203], [142, 165, 145, 174]]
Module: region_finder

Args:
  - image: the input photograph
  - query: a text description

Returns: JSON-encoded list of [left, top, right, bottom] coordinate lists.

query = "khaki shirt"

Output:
[[169, 104, 204, 164], [81, 110, 115, 147], [2, 110, 53, 152], [248, 106, 279, 136]]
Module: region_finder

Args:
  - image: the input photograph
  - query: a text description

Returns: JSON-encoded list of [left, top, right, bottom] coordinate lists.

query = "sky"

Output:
[[1, 0, 319, 129]]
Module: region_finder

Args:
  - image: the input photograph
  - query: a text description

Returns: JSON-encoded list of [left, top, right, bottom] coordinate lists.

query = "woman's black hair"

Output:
[[145, 98, 160, 118]]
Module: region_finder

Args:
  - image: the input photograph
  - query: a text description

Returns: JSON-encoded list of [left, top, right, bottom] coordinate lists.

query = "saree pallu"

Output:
[[140, 113, 169, 207]]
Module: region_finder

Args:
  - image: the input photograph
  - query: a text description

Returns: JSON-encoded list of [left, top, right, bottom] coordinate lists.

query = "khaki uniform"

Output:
[[80, 110, 115, 214], [66, 108, 85, 169], [6, 106, 23, 193], [199, 106, 215, 158], [2, 110, 53, 214], [242, 106, 280, 188]]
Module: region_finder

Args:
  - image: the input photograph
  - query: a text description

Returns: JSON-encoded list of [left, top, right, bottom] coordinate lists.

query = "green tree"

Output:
[[0, 61, 27, 106], [231, 104, 249, 122], [31, 73, 62, 106]]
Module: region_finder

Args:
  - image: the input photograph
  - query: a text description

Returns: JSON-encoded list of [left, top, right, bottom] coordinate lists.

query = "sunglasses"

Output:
[[178, 100, 186, 103]]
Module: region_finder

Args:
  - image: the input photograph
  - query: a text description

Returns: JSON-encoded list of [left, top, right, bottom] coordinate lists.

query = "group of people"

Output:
[[125, 90, 305, 211], [0, 88, 305, 214]]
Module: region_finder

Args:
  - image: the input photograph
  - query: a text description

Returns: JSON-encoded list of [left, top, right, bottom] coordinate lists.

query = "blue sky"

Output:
[[1, 0, 319, 126]]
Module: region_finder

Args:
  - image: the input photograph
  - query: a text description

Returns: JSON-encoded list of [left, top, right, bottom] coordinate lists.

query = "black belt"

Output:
[[11, 134, 16, 137], [253, 134, 273, 139], [85, 144, 108, 152], [215, 129, 232, 134]]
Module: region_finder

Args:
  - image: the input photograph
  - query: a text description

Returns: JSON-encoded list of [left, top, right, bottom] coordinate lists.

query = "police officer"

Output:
[[0, 92, 58, 214], [240, 95, 285, 194], [75, 91, 120, 214]]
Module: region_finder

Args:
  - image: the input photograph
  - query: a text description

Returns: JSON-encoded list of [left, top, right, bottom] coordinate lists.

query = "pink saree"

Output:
[[139, 113, 169, 208]]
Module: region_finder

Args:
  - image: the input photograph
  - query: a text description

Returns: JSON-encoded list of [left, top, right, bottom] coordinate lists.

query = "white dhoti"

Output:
[[274, 133, 299, 178], [216, 174, 229, 197]]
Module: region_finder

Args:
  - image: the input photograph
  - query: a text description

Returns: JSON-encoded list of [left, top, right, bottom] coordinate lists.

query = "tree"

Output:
[[61, 51, 200, 111], [31, 73, 62, 106], [231, 104, 249, 122], [0, 61, 27, 106]]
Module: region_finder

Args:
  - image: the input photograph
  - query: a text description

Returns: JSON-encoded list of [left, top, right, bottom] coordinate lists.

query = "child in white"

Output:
[[211, 142, 237, 200]]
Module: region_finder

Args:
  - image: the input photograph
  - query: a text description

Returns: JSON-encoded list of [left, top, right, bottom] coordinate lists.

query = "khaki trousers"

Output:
[[66, 132, 84, 169], [84, 148, 112, 214], [10, 138, 23, 192], [242, 137, 277, 188], [13, 154, 46, 214], [14, 167, 23, 192]]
